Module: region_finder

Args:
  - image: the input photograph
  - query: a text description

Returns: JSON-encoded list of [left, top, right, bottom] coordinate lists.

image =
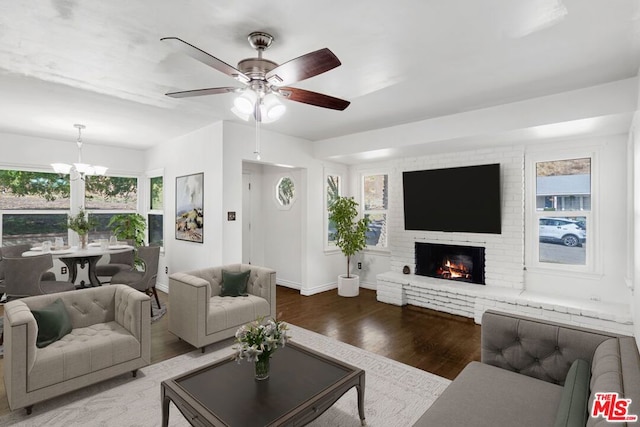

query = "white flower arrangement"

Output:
[[234, 317, 290, 363]]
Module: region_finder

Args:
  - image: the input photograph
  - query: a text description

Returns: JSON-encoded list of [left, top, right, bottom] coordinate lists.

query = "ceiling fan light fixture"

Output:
[[231, 106, 251, 121], [234, 90, 257, 115], [263, 94, 286, 121]]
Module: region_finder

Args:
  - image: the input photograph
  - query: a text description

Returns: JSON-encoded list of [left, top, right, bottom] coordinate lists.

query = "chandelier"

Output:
[[51, 124, 108, 178]]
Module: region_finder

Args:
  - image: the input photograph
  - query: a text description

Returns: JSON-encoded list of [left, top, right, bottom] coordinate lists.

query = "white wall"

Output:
[[525, 135, 630, 303], [261, 165, 303, 287], [221, 122, 346, 295], [145, 123, 224, 289]]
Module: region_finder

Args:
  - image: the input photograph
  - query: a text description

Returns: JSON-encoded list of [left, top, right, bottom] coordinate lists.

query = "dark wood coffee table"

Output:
[[161, 341, 366, 426]]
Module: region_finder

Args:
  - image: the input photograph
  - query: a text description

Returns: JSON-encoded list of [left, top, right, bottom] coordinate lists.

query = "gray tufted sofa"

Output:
[[414, 310, 640, 427], [168, 264, 276, 352], [3, 285, 151, 413]]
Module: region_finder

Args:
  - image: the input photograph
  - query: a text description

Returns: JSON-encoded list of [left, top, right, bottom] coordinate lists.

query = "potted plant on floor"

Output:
[[328, 196, 370, 297]]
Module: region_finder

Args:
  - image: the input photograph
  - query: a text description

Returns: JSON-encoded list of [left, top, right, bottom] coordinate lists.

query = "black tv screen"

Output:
[[402, 163, 501, 234]]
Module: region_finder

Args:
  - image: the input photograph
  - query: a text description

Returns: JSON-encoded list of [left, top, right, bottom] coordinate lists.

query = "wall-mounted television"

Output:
[[402, 163, 501, 234]]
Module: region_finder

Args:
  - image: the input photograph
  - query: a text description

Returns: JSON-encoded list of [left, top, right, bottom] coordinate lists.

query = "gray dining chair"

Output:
[[4, 254, 76, 300], [95, 240, 135, 284], [1, 244, 57, 282], [111, 246, 161, 315]]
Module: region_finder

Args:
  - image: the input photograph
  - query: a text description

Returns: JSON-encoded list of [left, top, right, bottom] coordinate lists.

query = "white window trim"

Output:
[[146, 168, 164, 250], [323, 167, 343, 253], [525, 147, 601, 275], [360, 170, 390, 252]]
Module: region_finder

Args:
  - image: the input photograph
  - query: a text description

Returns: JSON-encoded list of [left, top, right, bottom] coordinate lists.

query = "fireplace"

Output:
[[415, 242, 485, 285]]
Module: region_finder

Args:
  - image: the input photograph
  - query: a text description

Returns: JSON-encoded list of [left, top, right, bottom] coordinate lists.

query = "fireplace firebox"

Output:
[[415, 242, 485, 285]]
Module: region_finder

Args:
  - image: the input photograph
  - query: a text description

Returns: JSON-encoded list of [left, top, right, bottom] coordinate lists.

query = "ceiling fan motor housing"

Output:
[[237, 58, 278, 81]]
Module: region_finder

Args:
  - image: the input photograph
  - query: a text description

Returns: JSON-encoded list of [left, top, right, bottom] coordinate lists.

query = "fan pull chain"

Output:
[[254, 119, 261, 160]]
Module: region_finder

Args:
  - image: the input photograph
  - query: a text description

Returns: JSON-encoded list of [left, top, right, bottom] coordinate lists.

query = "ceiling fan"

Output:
[[161, 31, 350, 122]]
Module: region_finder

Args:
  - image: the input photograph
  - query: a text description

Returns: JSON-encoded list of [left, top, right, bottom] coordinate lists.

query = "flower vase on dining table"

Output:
[[79, 234, 88, 249]]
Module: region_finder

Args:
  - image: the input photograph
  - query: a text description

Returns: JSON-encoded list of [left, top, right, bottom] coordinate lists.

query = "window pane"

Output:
[[0, 170, 70, 209], [365, 213, 387, 247], [363, 175, 388, 210], [536, 158, 590, 212], [2, 213, 68, 246], [276, 177, 295, 206], [85, 176, 137, 210], [89, 213, 118, 241], [148, 214, 163, 247], [150, 176, 163, 210], [327, 175, 340, 245], [538, 216, 586, 265]]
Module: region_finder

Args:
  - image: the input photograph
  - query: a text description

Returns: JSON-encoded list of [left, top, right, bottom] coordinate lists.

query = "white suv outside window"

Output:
[[538, 217, 586, 247]]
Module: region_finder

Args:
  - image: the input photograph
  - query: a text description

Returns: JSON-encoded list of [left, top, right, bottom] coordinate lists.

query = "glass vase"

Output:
[[254, 353, 270, 381], [79, 234, 88, 249]]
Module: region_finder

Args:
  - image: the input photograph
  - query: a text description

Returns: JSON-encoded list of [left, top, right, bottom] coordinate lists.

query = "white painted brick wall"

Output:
[[388, 145, 525, 289]]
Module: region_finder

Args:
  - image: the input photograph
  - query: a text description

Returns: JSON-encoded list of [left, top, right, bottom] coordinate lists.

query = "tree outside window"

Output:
[[362, 174, 388, 248]]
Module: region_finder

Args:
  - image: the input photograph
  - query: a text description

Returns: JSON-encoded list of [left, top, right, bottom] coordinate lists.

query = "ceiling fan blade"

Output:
[[165, 87, 239, 98], [161, 37, 250, 83], [266, 48, 341, 86], [278, 87, 350, 111]]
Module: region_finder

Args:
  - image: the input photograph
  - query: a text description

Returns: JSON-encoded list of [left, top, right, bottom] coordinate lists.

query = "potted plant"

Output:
[[328, 196, 370, 297], [107, 213, 147, 248], [67, 208, 96, 249], [107, 213, 147, 268]]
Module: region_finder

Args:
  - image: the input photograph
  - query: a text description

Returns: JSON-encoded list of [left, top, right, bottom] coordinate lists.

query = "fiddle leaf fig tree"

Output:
[[328, 196, 370, 278]]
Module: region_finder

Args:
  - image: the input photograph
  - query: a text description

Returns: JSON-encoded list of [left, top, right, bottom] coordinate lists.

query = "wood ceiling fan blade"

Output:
[[165, 87, 239, 98], [279, 87, 350, 111], [266, 48, 341, 86], [161, 37, 250, 83]]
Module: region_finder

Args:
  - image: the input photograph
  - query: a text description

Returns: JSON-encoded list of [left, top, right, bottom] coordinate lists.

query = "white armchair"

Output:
[[168, 264, 276, 352]]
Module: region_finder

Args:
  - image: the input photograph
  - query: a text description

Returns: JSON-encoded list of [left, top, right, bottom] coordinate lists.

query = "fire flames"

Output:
[[436, 258, 472, 280]]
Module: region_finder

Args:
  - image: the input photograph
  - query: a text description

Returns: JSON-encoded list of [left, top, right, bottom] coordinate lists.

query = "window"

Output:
[[0, 169, 70, 246], [85, 175, 139, 241], [362, 173, 388, 249], [275, 176, 295, 209], [528, 154, 594, 271], [148, 174, 164, 247], [325, 171, 342, 249]]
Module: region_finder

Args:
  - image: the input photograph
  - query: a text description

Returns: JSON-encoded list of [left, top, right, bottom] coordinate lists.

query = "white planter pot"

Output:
[[338, 274, 360, 297]]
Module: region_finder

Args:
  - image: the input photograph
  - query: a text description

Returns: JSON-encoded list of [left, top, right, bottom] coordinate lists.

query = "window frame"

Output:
[[146, 168, 164, 250], [324, 168, 343, 252], [360, 171, 389, 252], [525, 148, 600, 275]]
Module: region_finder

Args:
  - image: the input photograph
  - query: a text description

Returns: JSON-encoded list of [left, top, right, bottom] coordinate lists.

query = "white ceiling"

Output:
[[0, 0, 638, 150]]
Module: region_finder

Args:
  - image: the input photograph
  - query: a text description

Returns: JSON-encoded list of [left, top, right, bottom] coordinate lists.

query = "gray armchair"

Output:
[[111, 246, 161, 314], [4, 254, 76, 300]]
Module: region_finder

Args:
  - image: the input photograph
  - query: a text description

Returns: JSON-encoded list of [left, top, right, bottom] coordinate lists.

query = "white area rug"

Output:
[[0, 325, 450, 426]]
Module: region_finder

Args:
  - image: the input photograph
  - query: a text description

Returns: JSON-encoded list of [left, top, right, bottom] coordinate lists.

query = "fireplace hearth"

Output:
[[415, 242, 485, 285]]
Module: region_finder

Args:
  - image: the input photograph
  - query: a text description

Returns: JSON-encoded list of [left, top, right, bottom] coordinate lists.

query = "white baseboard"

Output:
[[300, 281, 337, 296], [156, 282, 169, 294], [277, 278, 301, 290]]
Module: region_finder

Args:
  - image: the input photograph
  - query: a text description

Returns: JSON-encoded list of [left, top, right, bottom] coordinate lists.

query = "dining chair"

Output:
[[1, 244, 57, 281], [95, 240, 135, 284], [111, 246, 161, 315], [4, 254, 76, 300]]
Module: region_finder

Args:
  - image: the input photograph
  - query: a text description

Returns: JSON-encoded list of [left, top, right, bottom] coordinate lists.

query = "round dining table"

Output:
[[23, 243, 135, 287]]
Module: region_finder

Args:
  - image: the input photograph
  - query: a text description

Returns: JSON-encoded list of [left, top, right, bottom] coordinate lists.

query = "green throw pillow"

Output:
[[554, 358, 591, 427], [220, 270, 250, 297], [31, 298, 73, 348]]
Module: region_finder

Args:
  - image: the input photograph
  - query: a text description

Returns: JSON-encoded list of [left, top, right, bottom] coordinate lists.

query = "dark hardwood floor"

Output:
[[0, 285, 481, 417]]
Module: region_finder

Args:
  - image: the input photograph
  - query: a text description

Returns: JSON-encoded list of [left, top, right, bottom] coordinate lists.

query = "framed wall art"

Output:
[[175, 172, 204, 243]]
